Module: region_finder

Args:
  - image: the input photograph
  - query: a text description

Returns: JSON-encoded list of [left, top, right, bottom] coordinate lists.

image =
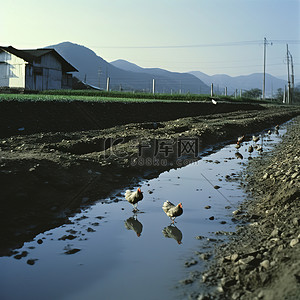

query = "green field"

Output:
[[0, 89, 281, 104]]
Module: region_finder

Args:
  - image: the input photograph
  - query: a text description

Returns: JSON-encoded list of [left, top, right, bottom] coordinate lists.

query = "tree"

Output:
[[275, 88, 284, 101], [292, 84, 300, 104], [242, 88, 262, 99]]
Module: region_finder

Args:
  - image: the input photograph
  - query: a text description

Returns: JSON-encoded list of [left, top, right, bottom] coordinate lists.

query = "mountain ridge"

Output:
[[46, 42, 286, 96], [189, 71, 287, 96], [46, 42, 210, 94]]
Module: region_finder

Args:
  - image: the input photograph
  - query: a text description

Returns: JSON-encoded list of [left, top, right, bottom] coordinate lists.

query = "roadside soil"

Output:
[[0, 101, 299, 276], [184, 116, 300, 300]]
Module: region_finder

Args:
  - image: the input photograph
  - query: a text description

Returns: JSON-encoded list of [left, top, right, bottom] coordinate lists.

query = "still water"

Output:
[[0, 125, 287, 300]]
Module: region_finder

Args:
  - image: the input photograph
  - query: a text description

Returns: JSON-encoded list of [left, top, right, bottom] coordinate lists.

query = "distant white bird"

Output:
[[252, 135, 260, 143], [212, 99, 217, 105], [237, 135, 245, 143]]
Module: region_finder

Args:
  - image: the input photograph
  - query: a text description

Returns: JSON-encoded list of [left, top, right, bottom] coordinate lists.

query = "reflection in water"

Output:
[[124, 215, 143, 237], [162, 224, 183, 245], [235, 151, 243, 159], [248, 145, 254, 154]]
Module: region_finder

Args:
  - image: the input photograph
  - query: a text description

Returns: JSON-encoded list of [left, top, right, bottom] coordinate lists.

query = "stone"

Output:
[[231, 253, 239, 262], [220, 277, 234, 288], [290, 238, 299, 247], [64, 248, 81, 255], [180, 278, 193, 285], [198, 253, 211, 260], [260, 260, 270, 269], [262, 173, 269, 179], [270, 228, 280, 237], [238, 256, 255, 265], [185, 260, 198, 268], [27, 259, 37, 265]]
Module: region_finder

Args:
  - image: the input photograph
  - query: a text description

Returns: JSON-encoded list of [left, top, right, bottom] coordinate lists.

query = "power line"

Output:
[[90, 40, 300, 49]]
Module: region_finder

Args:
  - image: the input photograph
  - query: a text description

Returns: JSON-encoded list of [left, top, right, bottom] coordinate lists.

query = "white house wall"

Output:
[[0, 51, 25, 88]]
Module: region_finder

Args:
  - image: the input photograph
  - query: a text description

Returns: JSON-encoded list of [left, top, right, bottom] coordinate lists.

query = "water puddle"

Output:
[[0, 125, 287, 300]]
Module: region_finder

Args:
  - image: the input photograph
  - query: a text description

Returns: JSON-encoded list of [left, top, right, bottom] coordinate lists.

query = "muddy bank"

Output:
[[185, 116, 300, 300], [0, 100, 264, 137], [0, 104, 300, 256]]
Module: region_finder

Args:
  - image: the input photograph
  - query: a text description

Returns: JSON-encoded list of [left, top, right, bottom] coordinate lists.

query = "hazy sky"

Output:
[[1, 0, 299, 79]]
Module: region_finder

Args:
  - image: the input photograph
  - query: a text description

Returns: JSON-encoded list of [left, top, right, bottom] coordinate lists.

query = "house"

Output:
[[0, 46, 78, 91]]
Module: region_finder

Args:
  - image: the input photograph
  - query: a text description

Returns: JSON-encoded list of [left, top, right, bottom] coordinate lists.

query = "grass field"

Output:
[[0, 89, 281, 104]]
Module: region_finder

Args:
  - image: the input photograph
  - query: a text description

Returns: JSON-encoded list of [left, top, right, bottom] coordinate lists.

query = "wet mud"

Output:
[[180, 116, 300, 300], [0, 102, 299, 263]]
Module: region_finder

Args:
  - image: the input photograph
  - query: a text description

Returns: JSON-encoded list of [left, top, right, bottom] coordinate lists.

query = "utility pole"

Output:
[[263, 37, 267, 100], [152, 79, 155, 95], [286, 44, 291, 104], [106, 77, 110, 92], [98, 67, 101, 89], [291, 55, 294, 89], [262, 38, 273, 100], [290, 52, 294, 103]]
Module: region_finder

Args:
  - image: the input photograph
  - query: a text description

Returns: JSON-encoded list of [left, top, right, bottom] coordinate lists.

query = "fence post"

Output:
[[106, 77, 110, 92], [211, 83, 214, 97], [152, 79, 155, 95]]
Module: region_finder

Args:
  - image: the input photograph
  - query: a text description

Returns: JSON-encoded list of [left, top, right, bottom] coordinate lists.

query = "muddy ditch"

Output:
[[0, 104, 300, 257]]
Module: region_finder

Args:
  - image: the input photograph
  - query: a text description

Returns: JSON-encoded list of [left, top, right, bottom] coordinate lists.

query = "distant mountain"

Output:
[[189, 71, 287, 97], [111, 59, 210, 94], [46, 42, 210, 94]]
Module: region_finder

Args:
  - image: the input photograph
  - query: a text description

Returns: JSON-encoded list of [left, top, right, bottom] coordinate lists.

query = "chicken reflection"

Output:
[[124, 215, 143, 237], [162, 224, 183, 245], [235, 151, 243, 159]]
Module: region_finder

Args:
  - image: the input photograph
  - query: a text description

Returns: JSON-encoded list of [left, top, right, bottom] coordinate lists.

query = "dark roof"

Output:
[[0, 46, 77, 72]]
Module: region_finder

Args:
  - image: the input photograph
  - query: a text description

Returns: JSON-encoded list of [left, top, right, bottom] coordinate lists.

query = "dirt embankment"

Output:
[[189, 116, 300, 300], [0, 102, 300, 257], [0, 100, 263, 137]]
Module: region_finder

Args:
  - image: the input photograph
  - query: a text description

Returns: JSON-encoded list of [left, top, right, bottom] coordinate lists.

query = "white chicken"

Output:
[[252, 135, 260, 143], [162, 201, 183, 223], [237, 135, 245, 143], [125, 188, 143, 211]]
